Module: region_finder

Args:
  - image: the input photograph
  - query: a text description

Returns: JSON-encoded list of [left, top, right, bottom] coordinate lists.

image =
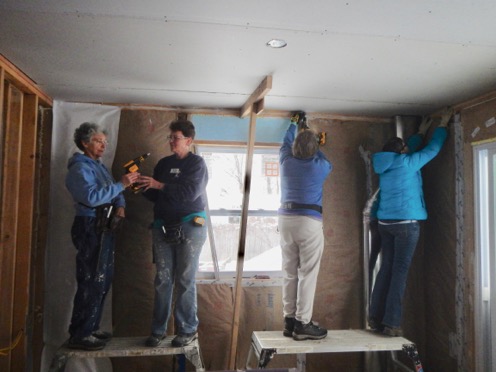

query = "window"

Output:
[[474, 142, 496, 371], [196, 145, 282, 279]]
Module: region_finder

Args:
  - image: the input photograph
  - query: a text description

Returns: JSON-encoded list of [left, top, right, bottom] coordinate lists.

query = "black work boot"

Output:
[[283, 317, 296, 337], [292, 320, 328, 341], [68, 335, 106, 350], [367, 317, 384, 332], [383, 326, 403, 337]]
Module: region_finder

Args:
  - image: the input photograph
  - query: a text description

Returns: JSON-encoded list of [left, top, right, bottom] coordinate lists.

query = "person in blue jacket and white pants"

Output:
[[368, 109, 452, 336], [278, 113, 332, 341]]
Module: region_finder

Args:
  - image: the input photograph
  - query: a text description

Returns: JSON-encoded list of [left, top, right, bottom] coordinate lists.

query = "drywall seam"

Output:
[[454, 114, 468, 371]]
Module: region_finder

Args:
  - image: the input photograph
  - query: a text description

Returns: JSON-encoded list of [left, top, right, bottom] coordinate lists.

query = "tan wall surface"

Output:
[[109, 109, 426, 371], [416, 102, 496, 372]]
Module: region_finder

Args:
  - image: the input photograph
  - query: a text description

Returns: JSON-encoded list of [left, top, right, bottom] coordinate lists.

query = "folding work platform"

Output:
[[48, 336, 205, 371], [247, 330, 423, 371]]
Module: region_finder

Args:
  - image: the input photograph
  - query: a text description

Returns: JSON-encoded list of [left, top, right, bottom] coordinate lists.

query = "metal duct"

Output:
[[394, 115, 405, 139]]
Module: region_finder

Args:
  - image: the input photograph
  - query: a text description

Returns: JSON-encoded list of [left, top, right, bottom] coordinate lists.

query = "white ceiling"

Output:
[[1, 0, 496, 117]]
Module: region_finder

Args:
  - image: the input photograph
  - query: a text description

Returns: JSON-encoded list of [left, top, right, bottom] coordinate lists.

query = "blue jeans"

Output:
[[150, 221, 206, 336], [369, 221, 420, 328], [69, 216, 115, 340]]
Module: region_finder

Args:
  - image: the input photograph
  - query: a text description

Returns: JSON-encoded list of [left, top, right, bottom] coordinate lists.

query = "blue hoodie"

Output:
[[66, 152, 125, 217], [373, 127, 448, 220]]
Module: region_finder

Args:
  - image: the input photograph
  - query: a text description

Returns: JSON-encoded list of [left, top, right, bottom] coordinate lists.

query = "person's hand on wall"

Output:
[[438, 107, 454, 128], [418, 116, 433, 136]]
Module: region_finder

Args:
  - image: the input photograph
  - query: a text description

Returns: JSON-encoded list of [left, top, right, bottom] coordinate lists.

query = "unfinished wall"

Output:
[[0, 55, 52, 372], [457, 100, 496, 371], [110, 109, 392, 371], [411, 119, 457, 371], [412, 100, 496, 372]]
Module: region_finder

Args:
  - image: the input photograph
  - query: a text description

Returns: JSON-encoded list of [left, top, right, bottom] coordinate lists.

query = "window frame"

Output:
[[194, 141, 283, 281], [473, 141, 496, 372]]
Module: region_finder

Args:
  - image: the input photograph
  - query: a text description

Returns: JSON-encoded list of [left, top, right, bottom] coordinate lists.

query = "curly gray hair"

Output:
[[73, 122, 107, 151]]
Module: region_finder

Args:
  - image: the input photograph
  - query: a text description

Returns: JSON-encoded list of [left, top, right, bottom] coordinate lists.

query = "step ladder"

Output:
[[49, 336, 205, 371], [246, 329, 422, 371]]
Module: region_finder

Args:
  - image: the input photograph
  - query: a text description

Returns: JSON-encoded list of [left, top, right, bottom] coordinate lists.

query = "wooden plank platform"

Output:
[[252, 329, 413, 354], [48, 336, 205, 371], [248, 330, 420, 371]]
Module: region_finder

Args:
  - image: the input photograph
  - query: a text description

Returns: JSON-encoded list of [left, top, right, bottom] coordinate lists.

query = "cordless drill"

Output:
[[291, 111, 309, 130], [290, 111, 326, 145], [123, 152, 150, 193]]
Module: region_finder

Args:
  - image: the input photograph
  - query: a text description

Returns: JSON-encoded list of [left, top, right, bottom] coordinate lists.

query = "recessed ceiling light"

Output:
[[266, 39, 287, 48]]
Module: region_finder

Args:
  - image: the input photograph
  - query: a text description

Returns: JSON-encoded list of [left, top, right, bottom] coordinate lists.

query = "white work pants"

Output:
[[279, 214, 324, 324]]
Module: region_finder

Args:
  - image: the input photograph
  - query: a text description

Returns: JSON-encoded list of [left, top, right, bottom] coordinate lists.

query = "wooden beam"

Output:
[[12, 94, 38, 370], [254, 98, 265, 115], [31, 108, 53, 372], [240, 76, 272, 118], [228, 110, 257, 369], [0, 83, 23, 372], [0, 67, 4, 219], [0, 54, 52, 107]]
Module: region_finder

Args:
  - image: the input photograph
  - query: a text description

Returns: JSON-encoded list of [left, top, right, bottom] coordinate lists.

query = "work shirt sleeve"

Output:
[[66, 162, 125, 208], [280, 123, 297, 164]]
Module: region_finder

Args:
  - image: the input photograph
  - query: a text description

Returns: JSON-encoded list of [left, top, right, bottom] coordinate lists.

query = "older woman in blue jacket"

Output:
[[368, 110, 452, 336]]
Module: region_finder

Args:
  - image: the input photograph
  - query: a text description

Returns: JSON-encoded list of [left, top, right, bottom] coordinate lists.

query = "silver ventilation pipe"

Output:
[[394, 115, 405, 139]]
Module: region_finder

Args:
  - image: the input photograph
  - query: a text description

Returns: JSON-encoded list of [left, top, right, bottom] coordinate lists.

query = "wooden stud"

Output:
[[254, 98, 265, 115], [240, 76, 272, 118], [31, 108, 53, 371], [12, 94, 38, 370], [0, 83, 23, 372], [228, 110, 258, 369], [0, 54, 52, 107], [177, 112, 188, 121]]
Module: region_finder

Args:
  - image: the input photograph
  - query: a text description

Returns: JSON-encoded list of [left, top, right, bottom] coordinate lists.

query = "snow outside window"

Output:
[[196, 145, 282, 279]]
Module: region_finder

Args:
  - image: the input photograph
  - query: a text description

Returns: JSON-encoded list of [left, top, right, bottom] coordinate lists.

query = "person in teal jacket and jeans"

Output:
[[368, 109, 452, 336]]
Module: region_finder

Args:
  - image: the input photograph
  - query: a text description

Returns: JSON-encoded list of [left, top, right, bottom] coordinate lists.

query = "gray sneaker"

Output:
[[383, 326, 403, 337], [145, 333, 166, 347], [171, 332, 197, 347], [367, 318, 384, 332], [92, 330, 112, 342], [292, 320, 328, 341]]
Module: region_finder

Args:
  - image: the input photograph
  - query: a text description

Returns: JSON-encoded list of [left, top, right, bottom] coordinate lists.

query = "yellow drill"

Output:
[[291, 111, 326, 145], [123, 153, 150, 193]]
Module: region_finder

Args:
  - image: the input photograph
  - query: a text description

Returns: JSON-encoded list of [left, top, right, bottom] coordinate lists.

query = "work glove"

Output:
[[438, 107, 454, 128], [418, 116, 433, 136], [290, 111, 309, 131]]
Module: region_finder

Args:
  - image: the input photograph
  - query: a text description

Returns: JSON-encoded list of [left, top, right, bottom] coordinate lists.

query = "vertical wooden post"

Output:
[[12, 94, 38, 370], [228, 110, 257, 369], [0, 54, 53, 372], [31, 108, 53, 371], [0, 83, 23, 372]]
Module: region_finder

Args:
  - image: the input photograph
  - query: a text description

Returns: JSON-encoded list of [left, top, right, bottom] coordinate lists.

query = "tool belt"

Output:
[[95, 204, 123, 233], [161, 223, 185, 244], [281, 202, 322, 214]]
